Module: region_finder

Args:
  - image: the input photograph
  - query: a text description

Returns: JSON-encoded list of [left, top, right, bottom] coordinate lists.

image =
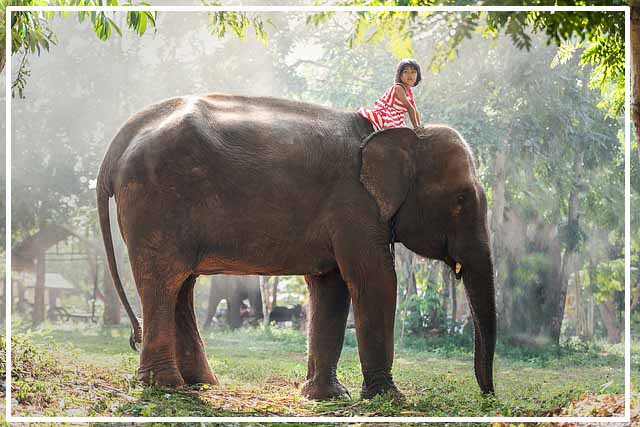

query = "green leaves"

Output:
[[6, 4, 58, 57], [581, 32, 626, 118], [72, 1, 158, 39], [124, 3, 156, 37], [56, 0, 158, 39], [593, 258, 624, 303], [3, 1, 58, 97], [205, 1, 272, 45], [4, 0, 159, 96], [93, 11, 112, 40], [306, 4, 625, 119], [559, 220, 587, 252]]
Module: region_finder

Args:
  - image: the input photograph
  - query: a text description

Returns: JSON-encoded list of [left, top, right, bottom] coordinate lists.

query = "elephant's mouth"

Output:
[[443, 254, 463, 281], [442, 236, 463, 280]]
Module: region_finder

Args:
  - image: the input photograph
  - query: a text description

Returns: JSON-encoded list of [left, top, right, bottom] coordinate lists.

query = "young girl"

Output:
[[357, 58, 422, 131]]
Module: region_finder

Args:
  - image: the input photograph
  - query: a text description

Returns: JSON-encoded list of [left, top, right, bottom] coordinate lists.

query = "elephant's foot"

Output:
[[300, 379, 350, 400], [180, 365, 220, 386], [138, 365, 185, 389], [360, 376, 405, 403]]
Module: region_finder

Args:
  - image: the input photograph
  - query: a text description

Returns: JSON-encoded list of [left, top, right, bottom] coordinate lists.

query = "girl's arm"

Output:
[[394, 86, 421, 128]]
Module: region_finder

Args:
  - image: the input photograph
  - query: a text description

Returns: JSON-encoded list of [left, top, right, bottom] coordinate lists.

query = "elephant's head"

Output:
[[360, 125, 496, 394]]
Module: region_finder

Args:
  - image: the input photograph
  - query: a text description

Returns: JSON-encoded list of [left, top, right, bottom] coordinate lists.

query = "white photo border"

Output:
[[4, 4, 632, 424]]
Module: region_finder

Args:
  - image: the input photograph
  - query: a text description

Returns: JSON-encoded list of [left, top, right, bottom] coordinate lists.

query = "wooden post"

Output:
[[47, 288, 58, 321], [32, 251, 46, 325]]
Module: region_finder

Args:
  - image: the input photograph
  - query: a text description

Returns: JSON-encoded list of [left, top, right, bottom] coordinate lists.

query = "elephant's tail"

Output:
[[96, 179, 142, 352]]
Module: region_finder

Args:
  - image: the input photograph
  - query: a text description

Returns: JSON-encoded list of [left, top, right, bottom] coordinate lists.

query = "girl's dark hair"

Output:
[[395, 58, 422, 86]]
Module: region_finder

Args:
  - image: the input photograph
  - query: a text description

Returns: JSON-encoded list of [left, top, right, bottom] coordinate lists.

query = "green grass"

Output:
[[5, 322, 629, 419]]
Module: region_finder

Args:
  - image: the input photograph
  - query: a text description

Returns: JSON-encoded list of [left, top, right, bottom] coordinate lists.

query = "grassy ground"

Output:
[[2, 321, 631, 422]]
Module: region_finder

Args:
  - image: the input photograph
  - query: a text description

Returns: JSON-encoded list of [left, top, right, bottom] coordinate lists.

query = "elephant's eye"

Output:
[[456, 194, 465, 205]]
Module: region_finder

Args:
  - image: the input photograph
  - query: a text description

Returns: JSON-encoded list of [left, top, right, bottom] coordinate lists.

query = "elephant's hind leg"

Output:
[[300, 269, 351, 400], [175, 275, 219, 385], [133, 262, 187, 389]]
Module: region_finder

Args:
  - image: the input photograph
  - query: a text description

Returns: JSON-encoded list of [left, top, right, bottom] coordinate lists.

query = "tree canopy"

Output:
[[3, 2, 633, 121], [1, 0, 158, 96], [310, 1, 627, 118]]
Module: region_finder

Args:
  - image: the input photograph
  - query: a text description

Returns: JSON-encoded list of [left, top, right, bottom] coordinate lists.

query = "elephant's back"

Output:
[[195, 94, 365, 174], [107, 94, 366, 193]]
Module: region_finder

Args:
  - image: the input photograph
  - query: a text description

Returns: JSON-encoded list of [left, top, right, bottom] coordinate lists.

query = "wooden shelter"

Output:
[[12, 224, 105, 324]]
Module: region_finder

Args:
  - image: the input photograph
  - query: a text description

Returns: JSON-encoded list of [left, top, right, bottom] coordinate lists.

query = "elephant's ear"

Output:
[[359, 128, 417, 222]]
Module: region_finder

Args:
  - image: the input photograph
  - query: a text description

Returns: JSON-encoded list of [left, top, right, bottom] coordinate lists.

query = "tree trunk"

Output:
[[585, 261, 597, 340], [503, 259, 517, 333], [631, 3, 640, 162], [32, 252, 46, 325], [575, 264, 582, 338], [406, 252, 417, 297], [227, 287, 243, 329], [397, 246, 417, 299], [587, 276, 594, 339], [546, 152, 583, 344], [260, 276, 270, 327], [491, 150, 510, 332], [598, 299, 621, 344], [490, 150, 507, 246], [442, 282, 448, 331], [542, 248, 567, 343], [451, 275, 457, 323], [575, 264, 593, 341], [271, 278, 278, 308]]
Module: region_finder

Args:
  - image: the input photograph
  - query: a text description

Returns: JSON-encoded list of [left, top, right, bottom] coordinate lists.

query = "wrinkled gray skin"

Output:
[[97, 94, 496, 400], [204, 275, 263, 329]]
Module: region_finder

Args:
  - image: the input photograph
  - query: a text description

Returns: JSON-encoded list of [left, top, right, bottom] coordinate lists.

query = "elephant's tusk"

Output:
[[455, 262, 462, 274]]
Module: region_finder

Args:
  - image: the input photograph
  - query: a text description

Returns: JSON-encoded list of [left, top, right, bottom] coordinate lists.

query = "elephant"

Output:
[[269, 304, 303, 324], [97, 93, 496, 400], [204, 275, 263, 329]]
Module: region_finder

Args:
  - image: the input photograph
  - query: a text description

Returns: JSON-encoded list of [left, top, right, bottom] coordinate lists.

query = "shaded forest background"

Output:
[[0, 6, 635, 351]]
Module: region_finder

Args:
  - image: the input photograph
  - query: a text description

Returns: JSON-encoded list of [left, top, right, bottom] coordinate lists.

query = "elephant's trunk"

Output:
[[462, 249, 496, 395]]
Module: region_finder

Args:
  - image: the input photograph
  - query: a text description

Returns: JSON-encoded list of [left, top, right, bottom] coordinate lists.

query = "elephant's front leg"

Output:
[[335, 238, 403, 401], [175, 275, 219, 385], [300, 269, 351, 400]]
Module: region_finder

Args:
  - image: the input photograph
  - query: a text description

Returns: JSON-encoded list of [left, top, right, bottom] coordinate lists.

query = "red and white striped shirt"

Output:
[[357, 83, 416, 131]]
